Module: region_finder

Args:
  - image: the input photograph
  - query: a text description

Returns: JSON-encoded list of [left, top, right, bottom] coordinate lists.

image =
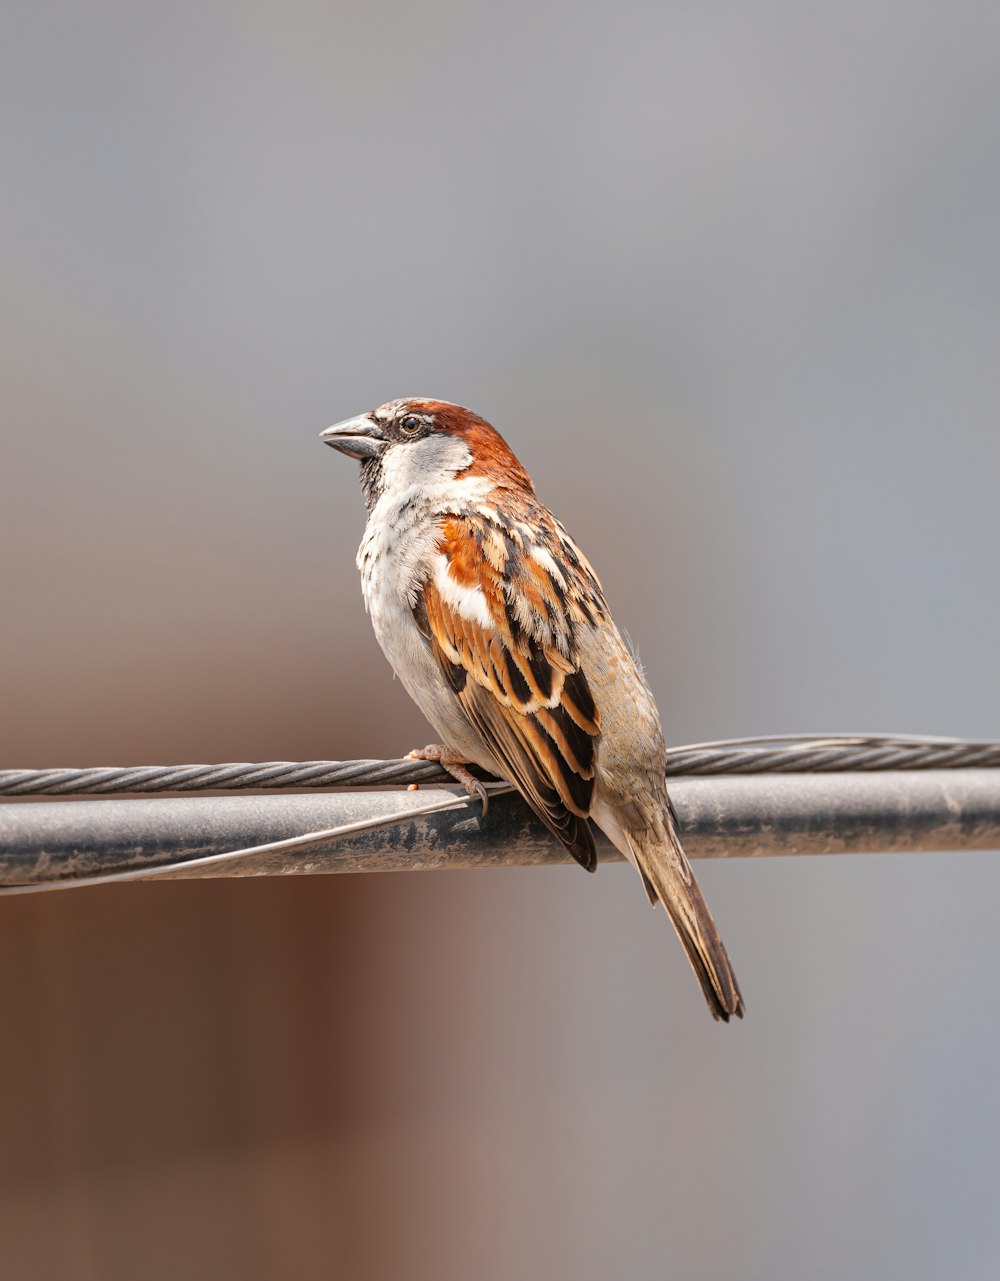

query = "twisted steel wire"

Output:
[[2, 734, 998, 798]]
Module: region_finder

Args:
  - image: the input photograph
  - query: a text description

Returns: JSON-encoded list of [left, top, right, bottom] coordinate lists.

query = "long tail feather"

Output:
[[625, 816, 744, 1022]]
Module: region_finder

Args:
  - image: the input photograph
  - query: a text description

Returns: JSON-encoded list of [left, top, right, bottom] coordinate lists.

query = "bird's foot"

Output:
[[406, 744, 490, 816]]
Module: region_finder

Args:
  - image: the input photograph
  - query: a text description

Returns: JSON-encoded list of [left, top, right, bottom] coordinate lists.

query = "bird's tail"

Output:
[[625, 812, 744, 1022]]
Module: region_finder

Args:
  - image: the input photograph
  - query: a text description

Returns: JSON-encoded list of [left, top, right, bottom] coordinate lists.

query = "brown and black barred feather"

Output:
[[412, 508, 605, 871]]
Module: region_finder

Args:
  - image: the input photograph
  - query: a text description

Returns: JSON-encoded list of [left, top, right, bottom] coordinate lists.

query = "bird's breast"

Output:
[[356, 507, 496, 767], [357, 508, 435, 672]]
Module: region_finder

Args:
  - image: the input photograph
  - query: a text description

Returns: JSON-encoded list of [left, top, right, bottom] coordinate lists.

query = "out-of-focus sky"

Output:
[[2, 2, 999, 1278]]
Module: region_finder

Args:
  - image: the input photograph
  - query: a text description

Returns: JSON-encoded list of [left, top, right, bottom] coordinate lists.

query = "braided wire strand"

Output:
[[2, 734, 999, 798]]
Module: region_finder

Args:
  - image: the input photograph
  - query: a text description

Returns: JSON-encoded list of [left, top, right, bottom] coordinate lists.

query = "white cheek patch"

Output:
[[380, 434, 473, 495], [433, 554, 494, 629]]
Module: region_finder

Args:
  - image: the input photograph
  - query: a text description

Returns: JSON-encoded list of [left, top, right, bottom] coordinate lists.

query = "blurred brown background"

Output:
[[3, 2, 1000, 1278]]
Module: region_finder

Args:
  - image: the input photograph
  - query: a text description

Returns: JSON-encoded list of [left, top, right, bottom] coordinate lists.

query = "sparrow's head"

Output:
[[321, 398, 532, 510]]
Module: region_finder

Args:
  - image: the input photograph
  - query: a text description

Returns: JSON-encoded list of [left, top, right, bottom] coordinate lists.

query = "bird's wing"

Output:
[[413, 510, 604, 870]]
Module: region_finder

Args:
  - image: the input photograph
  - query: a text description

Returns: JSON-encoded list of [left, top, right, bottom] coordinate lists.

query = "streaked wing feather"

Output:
[[415, 511, 604, 871]]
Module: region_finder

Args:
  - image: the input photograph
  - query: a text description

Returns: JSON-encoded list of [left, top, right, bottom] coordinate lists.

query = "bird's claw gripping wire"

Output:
[[406, 745, 492, 817]]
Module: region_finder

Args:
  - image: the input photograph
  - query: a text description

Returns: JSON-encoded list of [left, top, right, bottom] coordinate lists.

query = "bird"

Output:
[[321, 398, 743, 1021]]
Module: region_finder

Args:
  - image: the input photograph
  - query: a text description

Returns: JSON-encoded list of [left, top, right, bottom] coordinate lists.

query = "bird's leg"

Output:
[[406, 744, 491, 816]]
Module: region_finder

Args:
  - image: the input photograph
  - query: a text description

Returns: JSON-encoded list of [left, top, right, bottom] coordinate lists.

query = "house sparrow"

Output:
[[321, 399, 743, 1021]]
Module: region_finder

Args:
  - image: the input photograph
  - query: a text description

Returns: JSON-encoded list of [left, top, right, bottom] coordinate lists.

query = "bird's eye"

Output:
[[400, 415, 423, 435]]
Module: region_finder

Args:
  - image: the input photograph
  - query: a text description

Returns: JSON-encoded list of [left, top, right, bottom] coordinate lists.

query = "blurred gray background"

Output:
[[2, 1, 1000, 1278]]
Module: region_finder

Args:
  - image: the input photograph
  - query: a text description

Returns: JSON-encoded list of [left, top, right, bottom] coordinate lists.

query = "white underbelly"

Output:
[[363, 575, 502, 774], [356, 492, 506, 774]]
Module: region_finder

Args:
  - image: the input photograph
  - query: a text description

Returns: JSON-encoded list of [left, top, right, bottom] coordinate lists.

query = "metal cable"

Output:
[[4, 769, 1000, 897], [0, 785, 506, 896], [1, 733, 998, 797]]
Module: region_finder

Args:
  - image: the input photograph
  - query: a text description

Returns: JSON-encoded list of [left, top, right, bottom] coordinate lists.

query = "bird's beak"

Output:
[[319, 414, 386, 460]]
